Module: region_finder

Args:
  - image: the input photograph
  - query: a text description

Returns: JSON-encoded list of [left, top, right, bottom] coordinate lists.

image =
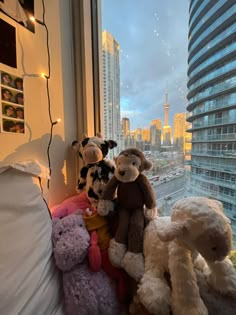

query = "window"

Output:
[[99, 0, 236, 248]]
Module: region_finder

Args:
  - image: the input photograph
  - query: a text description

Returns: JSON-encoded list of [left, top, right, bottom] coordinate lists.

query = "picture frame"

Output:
[[0, 0, 35, 33], [0, 18, 17, 68], [0, 70, 25, 134]]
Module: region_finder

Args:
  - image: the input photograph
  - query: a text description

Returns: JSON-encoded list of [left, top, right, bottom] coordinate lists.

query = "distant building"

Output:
[[141, 128, 150, 142], [124, 130, 136, 149], [135, 128, 142, 141], [173, 113, 186, 152], [121, 117, 130, 137], [150, 119, 162, 150], [102, 30, 122, 155]]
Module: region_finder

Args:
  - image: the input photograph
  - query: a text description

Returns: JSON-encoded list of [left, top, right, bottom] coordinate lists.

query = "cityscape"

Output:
[[101, 1, 236, 246]]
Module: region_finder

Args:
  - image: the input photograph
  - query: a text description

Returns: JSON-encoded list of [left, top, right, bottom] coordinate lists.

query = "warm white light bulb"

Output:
[[52, 118, 61, 126], [41, 73, 47, 79], [30, 16, 36, 22]]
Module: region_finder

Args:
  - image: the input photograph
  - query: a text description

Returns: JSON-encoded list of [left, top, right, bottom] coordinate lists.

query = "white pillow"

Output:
[[0, 160, 64, 315]]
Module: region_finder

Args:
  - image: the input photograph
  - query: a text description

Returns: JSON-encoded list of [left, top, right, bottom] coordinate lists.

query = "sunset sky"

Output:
[[102, 0, 189, 130]]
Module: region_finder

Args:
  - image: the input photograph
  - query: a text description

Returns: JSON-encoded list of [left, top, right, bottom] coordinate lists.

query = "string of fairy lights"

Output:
[[29, 0, 60, 189]]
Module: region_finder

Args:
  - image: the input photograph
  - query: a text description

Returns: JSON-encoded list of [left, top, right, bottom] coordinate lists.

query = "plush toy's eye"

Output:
[[59, 231, 63, 236], [211, 246, 217, 251], [132, 162, 136, 166]]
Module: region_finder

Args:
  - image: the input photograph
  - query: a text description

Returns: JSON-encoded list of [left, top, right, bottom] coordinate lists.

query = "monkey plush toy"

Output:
[[98, 148, 157, 282]]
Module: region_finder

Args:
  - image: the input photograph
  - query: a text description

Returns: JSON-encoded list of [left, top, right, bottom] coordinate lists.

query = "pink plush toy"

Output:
[[50, 191, 95, 219]]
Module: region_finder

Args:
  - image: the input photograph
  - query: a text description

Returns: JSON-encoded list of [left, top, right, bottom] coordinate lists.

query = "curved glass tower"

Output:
[[187, 1, 236, 245]]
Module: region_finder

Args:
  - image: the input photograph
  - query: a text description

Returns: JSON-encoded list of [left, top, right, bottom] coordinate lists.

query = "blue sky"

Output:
[[102, 0, 189, 130]]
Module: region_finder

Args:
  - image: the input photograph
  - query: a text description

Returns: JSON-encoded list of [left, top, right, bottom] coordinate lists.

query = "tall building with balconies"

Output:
[[102, 30, 121, 155], [187, 0, 236, 245]]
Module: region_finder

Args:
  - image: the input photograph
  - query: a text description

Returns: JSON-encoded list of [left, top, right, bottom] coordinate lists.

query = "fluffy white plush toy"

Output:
[[138, 197, 236, 315]]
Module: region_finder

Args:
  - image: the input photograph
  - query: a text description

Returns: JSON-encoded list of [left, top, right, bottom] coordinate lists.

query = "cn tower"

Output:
[[164, 87, 170, 126], [162, 84, 172, 146]]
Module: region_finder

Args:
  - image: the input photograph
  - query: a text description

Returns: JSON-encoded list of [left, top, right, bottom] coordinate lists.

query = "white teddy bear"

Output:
[[138, 197, 236, 315]]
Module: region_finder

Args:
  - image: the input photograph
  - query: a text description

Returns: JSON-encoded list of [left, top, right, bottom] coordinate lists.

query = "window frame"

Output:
[[71, 0, 103, 139]]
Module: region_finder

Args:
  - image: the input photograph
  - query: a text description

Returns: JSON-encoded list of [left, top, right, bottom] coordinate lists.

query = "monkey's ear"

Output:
[[144, 160, 153, 171]]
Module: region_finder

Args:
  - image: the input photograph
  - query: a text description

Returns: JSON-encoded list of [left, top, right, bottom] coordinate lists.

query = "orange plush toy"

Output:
[[83, 208, 130, 305]]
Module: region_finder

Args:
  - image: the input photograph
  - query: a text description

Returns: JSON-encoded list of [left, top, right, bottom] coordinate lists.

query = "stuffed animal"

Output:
[[194, 261, 236, 315], [52, 213, 119, 315], [83, 208, 130, 305], [50, 191, 94, 219], [138, 197, 236, 315], [130, 274, 236, 315], [72, 134, 117, 209], [97, 148, 157, 282], [50, 181, 130, 306]]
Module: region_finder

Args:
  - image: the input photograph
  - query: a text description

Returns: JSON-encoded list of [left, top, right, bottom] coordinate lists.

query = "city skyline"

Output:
[[102, 0, 189, 130]]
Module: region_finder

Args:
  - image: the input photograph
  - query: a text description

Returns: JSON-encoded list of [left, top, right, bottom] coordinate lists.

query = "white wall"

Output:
[[0, 0, 78, 206]]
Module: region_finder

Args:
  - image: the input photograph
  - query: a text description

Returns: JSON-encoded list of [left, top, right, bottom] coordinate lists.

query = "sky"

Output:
[[102, 0, 189, 130]]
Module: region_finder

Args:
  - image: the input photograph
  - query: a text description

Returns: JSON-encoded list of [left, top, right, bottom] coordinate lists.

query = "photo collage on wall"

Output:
[[0, 70, 25, 133]]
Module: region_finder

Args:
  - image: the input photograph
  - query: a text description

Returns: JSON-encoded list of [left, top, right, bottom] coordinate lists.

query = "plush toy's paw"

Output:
[[121, 251, 144, 282], [204, 258, 236, 298], [97, 199, 114, 216], [138, 277, 171, 315], [193, 253, 208, 271], [108, 238, 126, 267], [76, 188, 83, 194], [173, 300, 208, 315], [144, 206, 158, 220], [129, 294, 152, 315]]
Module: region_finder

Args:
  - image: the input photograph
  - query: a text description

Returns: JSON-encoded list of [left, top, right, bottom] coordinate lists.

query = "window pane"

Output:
[[101, 0, 236, 248]]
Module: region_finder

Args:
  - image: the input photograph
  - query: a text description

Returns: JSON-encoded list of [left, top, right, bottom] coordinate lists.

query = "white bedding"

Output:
[[0, 160, 64, 315]]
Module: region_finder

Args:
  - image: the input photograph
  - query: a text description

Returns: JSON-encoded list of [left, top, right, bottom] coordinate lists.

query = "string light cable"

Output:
[[30, 0, 60, 189]]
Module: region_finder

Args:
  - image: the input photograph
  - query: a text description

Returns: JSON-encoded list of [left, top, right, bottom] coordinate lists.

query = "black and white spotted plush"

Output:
[[72, 135, 117, 209]]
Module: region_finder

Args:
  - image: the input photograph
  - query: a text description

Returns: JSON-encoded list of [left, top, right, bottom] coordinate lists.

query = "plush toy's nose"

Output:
[[85, 150, 96, 158], [119, 170, 125, 176]]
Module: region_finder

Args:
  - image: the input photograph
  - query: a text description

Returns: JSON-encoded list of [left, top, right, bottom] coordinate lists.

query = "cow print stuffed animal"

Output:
[[72, 134, 117, 209]]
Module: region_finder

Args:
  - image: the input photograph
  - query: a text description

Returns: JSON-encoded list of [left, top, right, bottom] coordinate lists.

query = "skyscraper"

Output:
[[187, 1, 236, 244], [142, 128, 150, 143], [102, 30, 122, 155], [162, 88, 172, 146], [150, 119, 162, 151], [121, 117, 130, 137], [173, 113, 186, 152]]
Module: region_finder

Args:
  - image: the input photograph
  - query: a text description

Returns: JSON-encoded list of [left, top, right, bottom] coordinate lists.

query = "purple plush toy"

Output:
[[52, 213, 119, 315]]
